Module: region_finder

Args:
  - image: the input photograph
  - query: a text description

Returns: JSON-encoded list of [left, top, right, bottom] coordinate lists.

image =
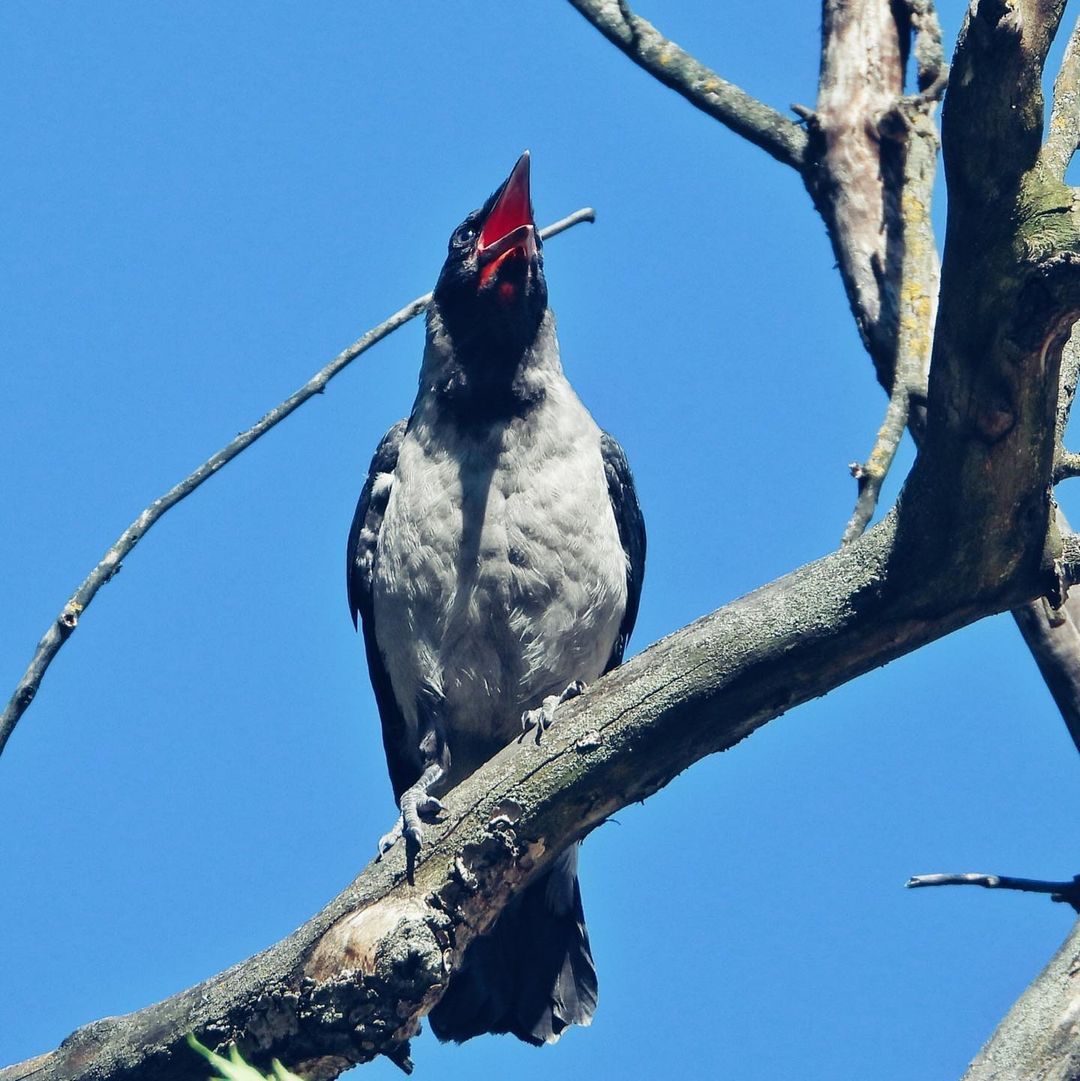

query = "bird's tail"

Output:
[[427, 844, 597, 1046]]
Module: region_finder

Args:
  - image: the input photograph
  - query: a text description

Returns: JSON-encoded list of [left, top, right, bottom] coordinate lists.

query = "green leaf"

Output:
[[186, 1033, 304, 1081]]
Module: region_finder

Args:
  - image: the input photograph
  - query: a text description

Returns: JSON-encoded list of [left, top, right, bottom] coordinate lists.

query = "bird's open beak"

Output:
[[477, 152, 537, 285]]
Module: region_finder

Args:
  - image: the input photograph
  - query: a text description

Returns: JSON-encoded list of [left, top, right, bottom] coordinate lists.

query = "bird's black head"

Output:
[[430, 153, 549, 418]]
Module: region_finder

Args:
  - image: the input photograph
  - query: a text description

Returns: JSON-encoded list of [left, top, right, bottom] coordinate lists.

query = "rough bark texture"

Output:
[[812, 0, 910, 389], [961, 919, 1080, 1081], [0, 513, 1060, 1081]]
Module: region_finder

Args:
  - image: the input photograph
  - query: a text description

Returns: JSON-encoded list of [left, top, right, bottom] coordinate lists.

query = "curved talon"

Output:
[[521, 680, 588, 743], [396, 761, 446, 852], [377, 816, 404, 859]]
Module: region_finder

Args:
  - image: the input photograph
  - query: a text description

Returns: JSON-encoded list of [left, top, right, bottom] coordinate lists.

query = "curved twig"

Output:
[[0, 208, 596, 761], [565, 0, 808, 171], [842, 374, 911, 544]]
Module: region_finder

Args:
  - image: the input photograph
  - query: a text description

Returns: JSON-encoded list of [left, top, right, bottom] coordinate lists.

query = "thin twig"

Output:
[[565, 0, 808, 172], [907, 872, 1080, 912], [906, 0, 948, 100], [841, 374, 911, 544], [0, 208, 596, 761], [1042, 14, 1080, 179]]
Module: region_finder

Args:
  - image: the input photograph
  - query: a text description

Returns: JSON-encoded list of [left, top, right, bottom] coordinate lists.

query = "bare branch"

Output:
[[907, 872, 1080, 911], [906, 0, 948, 99], [961, 918, 1080, 1081], [0, 209, 596, 762], [842, 375, 910, 545], [809, 0, 943, 400], [944, 0, 1067, 206], [820, 2, 940, 539], [1042, 15, 1080, 179], [0, 487, 1063, 1081], [564, 0, 808, 171]]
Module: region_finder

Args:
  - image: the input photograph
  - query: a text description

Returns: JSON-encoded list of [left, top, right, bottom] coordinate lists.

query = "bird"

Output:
[[346, 152, 645, 1046]]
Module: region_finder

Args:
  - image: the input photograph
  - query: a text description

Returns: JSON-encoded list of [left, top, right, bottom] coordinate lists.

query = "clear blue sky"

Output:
[[3, 3, 1079, 1079]]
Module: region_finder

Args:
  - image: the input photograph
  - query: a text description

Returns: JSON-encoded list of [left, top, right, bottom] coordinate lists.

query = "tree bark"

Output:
[[0, 511, 1061, 1081], [961, 918, 1080, 1081]]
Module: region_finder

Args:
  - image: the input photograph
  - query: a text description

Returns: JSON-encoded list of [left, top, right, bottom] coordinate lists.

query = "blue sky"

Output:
[[3, 3, 1079, 1079]]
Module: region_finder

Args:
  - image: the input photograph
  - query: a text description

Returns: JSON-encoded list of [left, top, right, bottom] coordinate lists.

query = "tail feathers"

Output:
[[428, 845, 597, 1046]]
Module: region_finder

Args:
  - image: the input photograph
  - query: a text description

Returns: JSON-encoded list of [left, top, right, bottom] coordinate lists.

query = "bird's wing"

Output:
[[600, 430, 646, 673], [346, 418, 416, 800]]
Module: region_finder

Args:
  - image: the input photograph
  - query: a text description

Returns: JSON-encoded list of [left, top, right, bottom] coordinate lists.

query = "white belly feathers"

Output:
[[371, 381, 627, 784]]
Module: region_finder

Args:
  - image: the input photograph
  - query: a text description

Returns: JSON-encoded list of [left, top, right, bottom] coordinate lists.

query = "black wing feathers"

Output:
[[346, 419, 416, 799], [347, 419, 406, 629], [600, 430, 646, 673]]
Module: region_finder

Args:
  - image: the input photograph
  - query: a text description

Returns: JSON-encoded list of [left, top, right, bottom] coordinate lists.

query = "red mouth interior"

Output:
[[479, 155, 533, 288]]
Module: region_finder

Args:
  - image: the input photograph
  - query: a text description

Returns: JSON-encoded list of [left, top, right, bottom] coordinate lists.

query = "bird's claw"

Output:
[[521, 680, 587, 744], [377, 817, 404, 859], [376, 793, 445, 858]]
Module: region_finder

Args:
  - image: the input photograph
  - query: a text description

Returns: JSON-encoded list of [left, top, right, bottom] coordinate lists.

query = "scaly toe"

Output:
[[377, 817, 404, 859]]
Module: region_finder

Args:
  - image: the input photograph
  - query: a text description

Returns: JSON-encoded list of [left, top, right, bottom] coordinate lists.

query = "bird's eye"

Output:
[[458, 226, 476, 244]]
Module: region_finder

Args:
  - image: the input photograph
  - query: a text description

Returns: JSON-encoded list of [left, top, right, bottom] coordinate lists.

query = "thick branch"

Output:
[[564, 0, 808, 171], [900, 0, 1077, 600], [0, 208, 595, 763], [812, 2, 942, 542], [1, 511, 1055, 1081], [961, 917, 1080, 1080], [809, 0, 944, 400], [944, 0, 1066, 207]]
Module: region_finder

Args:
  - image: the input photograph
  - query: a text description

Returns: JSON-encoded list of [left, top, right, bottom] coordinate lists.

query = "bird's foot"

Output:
[[521, 680, 587, 744], [377, 817, 404, 859], [376, 794, 445, 858]]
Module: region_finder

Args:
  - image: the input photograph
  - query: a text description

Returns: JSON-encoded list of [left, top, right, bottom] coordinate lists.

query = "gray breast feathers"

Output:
[[371, 384, 628, 782]]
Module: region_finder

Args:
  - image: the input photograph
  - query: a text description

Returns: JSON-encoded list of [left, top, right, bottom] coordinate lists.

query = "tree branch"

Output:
[[1042, 15, 1080, 181], [816, 1, 942, 541], [808, 0, 945, 411], [960, 917, 1080, 1080], [0, 208, 595, 763], [0, 505, 1058, 1081], [841, 373, 911, 545], [907, 872, 1080, 911], [564, 0, 808, 171]]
